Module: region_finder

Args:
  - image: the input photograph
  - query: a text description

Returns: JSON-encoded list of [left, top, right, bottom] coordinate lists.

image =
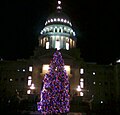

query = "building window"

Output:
[[46, 42, 49, 49], [29, 66, 32, 72], [42, 64, 49, 74], [80, 68, 84, 74], [55, 40, 60, 50], [9, 78, 13, 82], [80, 78, 84, 88], [23, 69, 25, 72], [93, 72, 96, 75], [28, 76, 32, 86], [41, 39, 42, 45], [101, 101, 103, 103], [27, 90, 31, 94], [66, 43, 69, 50], [42, 64, 70, 75], [64, 65, 70, 75], [80, 92, 84, 96]]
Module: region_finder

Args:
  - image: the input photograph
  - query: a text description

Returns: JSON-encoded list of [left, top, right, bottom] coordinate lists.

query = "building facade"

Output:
[[0, 1, 120, 114]]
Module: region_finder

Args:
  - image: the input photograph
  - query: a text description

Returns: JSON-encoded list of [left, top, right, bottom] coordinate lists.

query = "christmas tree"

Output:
[[37, 50, 70, 114]]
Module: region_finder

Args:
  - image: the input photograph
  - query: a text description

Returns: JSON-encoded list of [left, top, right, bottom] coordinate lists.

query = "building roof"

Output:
[[45, 11, 72, 27]]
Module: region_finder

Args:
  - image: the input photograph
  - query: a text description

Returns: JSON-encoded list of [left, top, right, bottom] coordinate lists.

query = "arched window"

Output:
[[46, 42, 49, 49], [55, 40, 60, 50], [66, 42, 69, 50]]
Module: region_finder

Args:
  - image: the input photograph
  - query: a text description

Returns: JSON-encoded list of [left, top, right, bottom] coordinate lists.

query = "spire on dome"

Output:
[[57, 0, 62, 12]]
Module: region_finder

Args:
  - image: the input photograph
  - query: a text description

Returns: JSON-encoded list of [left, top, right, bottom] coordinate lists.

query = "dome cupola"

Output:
[[39, 1, 77, 50]]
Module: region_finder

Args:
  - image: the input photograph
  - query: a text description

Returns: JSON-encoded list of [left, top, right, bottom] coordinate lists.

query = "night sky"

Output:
[[1, 0, 120, 64]]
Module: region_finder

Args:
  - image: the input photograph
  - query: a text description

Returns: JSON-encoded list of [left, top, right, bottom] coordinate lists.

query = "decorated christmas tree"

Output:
[[37, 50, 70, 114]]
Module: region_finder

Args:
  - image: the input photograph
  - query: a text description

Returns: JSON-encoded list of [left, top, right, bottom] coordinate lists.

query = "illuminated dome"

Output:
[[45, 11, 72, 27], [39, 1, 77, 50]]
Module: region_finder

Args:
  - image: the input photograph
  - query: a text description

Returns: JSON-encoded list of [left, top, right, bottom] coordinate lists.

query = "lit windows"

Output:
[[101, 101, 103, 103], [64, 65, 70, 75], [76, 85, 81, 91], [73, 32, 76, 36], [93, 72, 96, 75], [80, 78, 84, 88], [46, 42, 49, 49], [80, 92, 84, 96], [42, 64, 49, 74], [27, 90, 31, 94], [23, 69, 25, 72], [30, 83, 35, 90], [55, 40, 60, 50], [66, 43, 69, 50], [54, 18, 56, 21], [42, 64, 70, 75], [28, 76, 32, 86], [29, 66, 32, 72], [9, 78, 13, 82], [80, 68, 84, 74]]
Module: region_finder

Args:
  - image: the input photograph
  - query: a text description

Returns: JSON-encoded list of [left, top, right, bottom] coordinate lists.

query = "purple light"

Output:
[[37, 50, 70, 114]]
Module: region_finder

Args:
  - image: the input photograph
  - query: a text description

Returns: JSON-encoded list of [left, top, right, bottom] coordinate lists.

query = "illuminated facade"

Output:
[[0, 0, 120, 114], [39, 1, 76, 50]]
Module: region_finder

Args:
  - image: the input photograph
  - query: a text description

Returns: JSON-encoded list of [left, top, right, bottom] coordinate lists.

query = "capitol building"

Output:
[[0, 1, 120, 114]]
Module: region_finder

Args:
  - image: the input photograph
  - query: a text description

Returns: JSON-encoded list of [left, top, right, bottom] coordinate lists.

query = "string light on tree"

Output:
[[37, 50, 70, 114]]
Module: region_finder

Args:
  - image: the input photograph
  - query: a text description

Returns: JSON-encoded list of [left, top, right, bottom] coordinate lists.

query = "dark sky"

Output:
[[1, 0, 120, 64]]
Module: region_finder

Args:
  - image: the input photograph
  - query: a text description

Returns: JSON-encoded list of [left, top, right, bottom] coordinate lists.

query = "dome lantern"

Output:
[[39, 1, 77, 50]]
